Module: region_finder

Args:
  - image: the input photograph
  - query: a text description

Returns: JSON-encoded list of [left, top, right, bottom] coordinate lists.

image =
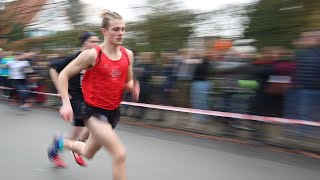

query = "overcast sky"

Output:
[[79, 0, 256, 37], [81, 0, 256, 22]]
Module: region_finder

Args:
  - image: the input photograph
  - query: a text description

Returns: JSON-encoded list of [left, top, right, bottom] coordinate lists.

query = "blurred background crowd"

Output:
[[0, 0, 319, 150]]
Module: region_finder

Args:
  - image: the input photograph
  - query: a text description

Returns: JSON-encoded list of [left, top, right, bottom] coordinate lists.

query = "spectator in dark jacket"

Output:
[[249, 47, 296, 143], [284, 31, 320, 140]]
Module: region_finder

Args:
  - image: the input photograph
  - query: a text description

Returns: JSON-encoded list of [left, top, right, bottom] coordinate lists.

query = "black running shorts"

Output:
[[71, 99, 85, 127], [80, 103, 120, 129]]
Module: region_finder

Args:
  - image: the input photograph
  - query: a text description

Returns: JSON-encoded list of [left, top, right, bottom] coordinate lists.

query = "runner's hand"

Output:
[[131, 80, 140, 102], [59, 103, 73, 122]]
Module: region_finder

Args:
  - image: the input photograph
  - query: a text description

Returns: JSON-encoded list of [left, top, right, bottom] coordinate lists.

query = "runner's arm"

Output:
[[124, 49, 140, 102], [125, 49, 134, 89], [49, 68, 59, 92], [58, 49, 96, 105]]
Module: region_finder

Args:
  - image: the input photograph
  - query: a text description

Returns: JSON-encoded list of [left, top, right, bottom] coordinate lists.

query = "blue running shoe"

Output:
[[47, 136, 64, 160]]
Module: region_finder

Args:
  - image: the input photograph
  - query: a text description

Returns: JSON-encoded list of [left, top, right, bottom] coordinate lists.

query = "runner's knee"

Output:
[[77, 143, 96, 160], [83, 151, 96, 160], [114, 148, 126, 163]]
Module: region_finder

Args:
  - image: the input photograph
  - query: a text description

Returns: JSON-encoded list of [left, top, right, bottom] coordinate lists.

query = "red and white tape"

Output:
[[0, 86, 61, 97], [121, 101, 320, 127], [1, 86, 319, 127]]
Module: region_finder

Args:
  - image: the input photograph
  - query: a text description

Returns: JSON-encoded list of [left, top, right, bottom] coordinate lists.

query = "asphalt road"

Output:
[[0, 103, 319, 180]]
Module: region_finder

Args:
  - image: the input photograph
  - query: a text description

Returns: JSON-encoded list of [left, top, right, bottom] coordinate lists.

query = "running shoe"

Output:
[[47, 136, 64, 165], [51, 155, 67, 168], [71, 151, 87, 167]]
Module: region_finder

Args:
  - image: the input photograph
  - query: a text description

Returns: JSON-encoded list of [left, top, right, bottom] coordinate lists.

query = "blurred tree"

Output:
[[244, 0, 306, 48], [127, 0, 198, 55], [44, 28, 98, 49], [2, 0, 89, 50], [8, 36, 46, 51], [303, 0, 320, 30], [0, 0, 39, 44], [65, 0, 86, 26], [7, 22, 25, 42]]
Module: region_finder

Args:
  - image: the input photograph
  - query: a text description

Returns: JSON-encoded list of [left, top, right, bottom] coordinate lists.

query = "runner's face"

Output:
[[83, 36, 100, 50], [102, 19, 125, 45]]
